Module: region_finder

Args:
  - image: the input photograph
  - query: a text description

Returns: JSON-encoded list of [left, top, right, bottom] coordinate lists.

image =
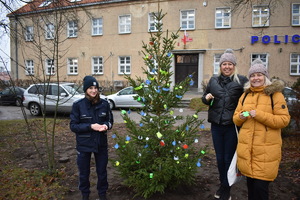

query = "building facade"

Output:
[[8, 0, 300, 91]]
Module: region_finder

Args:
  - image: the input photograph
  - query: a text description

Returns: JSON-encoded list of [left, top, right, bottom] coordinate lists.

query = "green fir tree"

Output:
[[111, 10, 207, 198]]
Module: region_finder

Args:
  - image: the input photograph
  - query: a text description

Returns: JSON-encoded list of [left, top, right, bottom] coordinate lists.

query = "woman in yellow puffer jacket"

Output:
[[233, 59, 290, 200]]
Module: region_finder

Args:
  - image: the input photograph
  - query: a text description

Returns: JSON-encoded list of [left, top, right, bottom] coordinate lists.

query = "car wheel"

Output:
[[109, 100, 115, 110], [29, 102, 41, 116], [15, 98, 22, 107]]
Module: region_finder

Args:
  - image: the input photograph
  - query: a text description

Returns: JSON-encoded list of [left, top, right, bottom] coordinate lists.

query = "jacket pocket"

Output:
[[80, 115, 92, 123], [77, 134, 94, 149], [98, 112, 107, 120]]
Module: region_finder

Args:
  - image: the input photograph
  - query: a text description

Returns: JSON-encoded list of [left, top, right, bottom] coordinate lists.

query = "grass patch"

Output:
[[0, 119, 71, 200], [189, 98, 208, 111], [0, 167, 67, 200]]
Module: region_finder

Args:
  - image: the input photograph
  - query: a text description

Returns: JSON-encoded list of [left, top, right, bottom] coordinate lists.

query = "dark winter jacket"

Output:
[[70, 97, 113, 153], [202, 74, 248, 125]]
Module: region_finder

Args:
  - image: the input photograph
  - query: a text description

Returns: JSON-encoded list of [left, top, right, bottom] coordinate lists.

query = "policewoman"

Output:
[[70, 75, 113, 200]]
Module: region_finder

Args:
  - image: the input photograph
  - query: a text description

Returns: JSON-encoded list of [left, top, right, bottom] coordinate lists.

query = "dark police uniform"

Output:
[[70, 97, 113, 198]]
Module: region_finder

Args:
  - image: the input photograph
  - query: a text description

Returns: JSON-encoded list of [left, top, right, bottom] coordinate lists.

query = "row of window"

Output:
[[25, 56, 131, 76], [214, 53, 300, 75], [24, 53, 300, 76], [24, 3, 300, 41]]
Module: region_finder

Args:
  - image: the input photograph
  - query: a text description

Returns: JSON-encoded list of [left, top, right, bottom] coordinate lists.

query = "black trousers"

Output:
[[247, 177, 270, 200]]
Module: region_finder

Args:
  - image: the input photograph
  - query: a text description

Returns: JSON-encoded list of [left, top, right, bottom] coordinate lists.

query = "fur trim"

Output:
[[244, 79, 285, 96], [264, 79, 285, 95]]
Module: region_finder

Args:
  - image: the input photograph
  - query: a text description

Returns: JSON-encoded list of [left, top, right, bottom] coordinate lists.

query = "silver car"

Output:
[[283, 87, 299, 109], [23, 82, 85, 116], [107, 86, 145, 109]]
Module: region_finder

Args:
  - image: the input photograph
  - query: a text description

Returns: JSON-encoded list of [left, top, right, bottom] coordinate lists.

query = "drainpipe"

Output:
[[14, 16, 19, 79]]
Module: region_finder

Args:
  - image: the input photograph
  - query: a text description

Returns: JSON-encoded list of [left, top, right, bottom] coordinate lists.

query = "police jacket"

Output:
[[202, 74, 248, 125], [70, 97, 113, 153]]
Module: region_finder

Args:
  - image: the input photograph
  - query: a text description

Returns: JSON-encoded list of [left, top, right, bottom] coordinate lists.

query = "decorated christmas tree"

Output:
[[111, 10, 207, 198]]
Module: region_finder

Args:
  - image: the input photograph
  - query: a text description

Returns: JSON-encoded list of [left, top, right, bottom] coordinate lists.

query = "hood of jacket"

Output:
[[244, 79, 285, 96]]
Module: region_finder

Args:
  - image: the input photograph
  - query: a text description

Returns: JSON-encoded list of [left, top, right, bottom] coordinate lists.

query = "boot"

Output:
[[99, 194, 107, 200], [82, 194, 89, 200]]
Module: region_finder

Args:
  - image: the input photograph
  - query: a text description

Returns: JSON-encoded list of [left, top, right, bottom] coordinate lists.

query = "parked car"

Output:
[[283, 87, 299, 108], [0, 86, 25, 106], [23, 82, 106, 116], [107, 86, 145, 109]]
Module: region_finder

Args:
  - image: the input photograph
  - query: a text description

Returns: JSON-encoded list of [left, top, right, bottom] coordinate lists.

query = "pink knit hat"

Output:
[[248, 59, 269, 78], [219, 49, 237, 66]]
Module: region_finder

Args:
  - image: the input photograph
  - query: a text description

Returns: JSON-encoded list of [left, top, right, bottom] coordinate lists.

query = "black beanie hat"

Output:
[[83, 76, 99, 92]]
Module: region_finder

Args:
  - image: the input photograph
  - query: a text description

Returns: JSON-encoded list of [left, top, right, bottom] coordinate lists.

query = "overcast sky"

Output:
[[0, 1, 26, 71]]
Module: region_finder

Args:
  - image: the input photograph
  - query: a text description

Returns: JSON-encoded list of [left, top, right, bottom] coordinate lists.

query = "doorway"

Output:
[[175, 54, 198, 89]]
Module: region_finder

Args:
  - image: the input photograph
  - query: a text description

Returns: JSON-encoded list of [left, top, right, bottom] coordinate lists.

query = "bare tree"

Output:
[[222, 0, 283, 14], [1, 0, 95, 173]]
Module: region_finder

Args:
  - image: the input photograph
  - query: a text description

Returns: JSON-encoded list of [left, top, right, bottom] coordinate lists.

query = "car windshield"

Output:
[[64, 85, 80, 95], [283, 88, 297, 99]]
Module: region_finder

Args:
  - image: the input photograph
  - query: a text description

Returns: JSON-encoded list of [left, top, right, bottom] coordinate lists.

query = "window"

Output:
[[92, 57, 103, 74], [39, 0, 52, 7], [68, 58, 78, 75], [252, 6, 269, 27], [25, 60, 34, 75], [50, 85, 66, 96], [215, 8, 231, 28], [25, 26, 34, 41], [119, 56, 131, 74], [148, 12, 160, 32], [290, 53, 300, 75], [148, 58, 158, 74], [180, 10, 195, 30], [92, 18, 103, 35], [46, 59, 55, 75], [119, 15, 131, 34], [292, 3, 300, 26], [45, 23, 54, 39], [68, 21, 78, 38], [214, 54, 222, 75], [251, 53, 268, 68]]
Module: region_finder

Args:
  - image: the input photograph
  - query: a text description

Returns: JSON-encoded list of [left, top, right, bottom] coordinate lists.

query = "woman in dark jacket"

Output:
[[70, 76, 113, 200], [202, 49, 248, 200]]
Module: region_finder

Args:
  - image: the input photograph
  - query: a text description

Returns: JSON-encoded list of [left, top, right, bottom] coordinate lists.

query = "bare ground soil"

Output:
[[6, 122, 300, 200]]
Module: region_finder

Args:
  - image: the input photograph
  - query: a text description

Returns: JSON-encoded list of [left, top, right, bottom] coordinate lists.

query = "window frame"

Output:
[[67, 20, 78, 38], [180, 9, 195, 30], [118, 56, 131, 74], [215, 7, 231, 29], [92, 56, 104, 75], [292, 3, 300, 26], [25, 60, 34, 75], [148, 58, 158, 74], [25, 26, 34, 41], [118, 15, 131, 34], [45, 58, 55, 76], [251, 53, 269, 69], [92, 18, 103, 36], [290, 53, 300, 75], [45, 23, 55, 40], [213, 54, 222, 75], [148, 12, 160, 32], [252, 5, 270, 27], [67, 58, 78, 75]]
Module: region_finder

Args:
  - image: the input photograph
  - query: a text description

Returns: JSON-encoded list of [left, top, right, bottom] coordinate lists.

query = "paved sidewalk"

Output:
[[112, 108, 210, 129]]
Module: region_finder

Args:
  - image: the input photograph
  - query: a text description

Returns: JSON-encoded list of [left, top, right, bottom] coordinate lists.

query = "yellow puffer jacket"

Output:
[[233, 80, 290, 181]]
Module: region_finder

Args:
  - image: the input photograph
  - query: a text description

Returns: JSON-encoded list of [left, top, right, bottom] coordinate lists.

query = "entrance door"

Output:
[[175, 54, 198, 88]]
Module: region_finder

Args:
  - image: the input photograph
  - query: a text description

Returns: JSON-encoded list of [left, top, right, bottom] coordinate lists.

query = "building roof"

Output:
[[7, 0, 137, 17]]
